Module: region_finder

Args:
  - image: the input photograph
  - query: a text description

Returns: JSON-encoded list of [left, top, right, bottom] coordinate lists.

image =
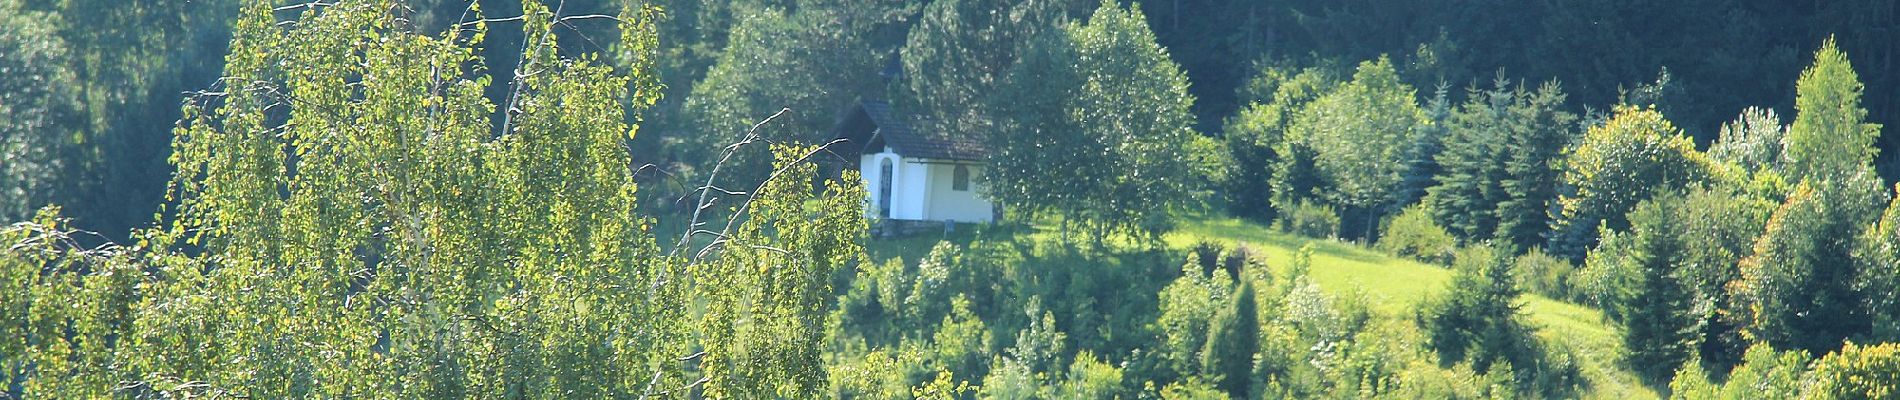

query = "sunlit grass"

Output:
[[1167, 213, 1656, 400]]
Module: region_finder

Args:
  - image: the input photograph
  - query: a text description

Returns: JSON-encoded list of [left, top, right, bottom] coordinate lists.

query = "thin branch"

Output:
[[670, 108, 791, 257]]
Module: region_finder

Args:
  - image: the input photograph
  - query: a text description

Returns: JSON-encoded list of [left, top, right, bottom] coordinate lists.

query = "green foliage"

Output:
[[1157, 378, 1227, 400], [0, 0, 78, 223], [1493, 81, 1576, 252], [1709, 107, 1788, 174], [1415, 244, 1575, 395], [1201, 281, 1259, 398], [1552, 105, 1712, 259], [1258, 68, 1341, 218], [1285, 57, 1424, 238], [1669, 343, 1812, 400], [902, 0, 1064, 147], [681, 2, 899, 188], [1667, 359, 1719, 400], [1418, 245, 1527, 372], [1674, 186, 1777, 371], [1511, 248, 1577, 302], [990, 2, 1198, 240], [697, 144, 870, 398], [1378, 203, 1458, 265], [1154, 253, 1234, 380], [1397, 83, 1452, 208], [1426, 76, 1575, 248], [0, 2, 708, 397], [0, 208, 140, 397], [1740, 173, 1888, 356], [1613, 193, 1700, 384], [1804, 342, 1900, 400], [931, 296, 995, 381], [1857, 184, 1900, 341], [1784, 38, 1881, 184], [1060, 351, 1130, 399], [1278, 201, 1341, 239]]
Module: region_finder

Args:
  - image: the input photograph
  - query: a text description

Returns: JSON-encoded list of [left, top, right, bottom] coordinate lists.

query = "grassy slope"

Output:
[[1167, 216, 1656, 400], [860, 215, 1657, 398]]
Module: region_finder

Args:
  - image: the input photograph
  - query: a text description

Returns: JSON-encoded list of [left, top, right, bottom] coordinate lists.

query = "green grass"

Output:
[[1166, 214, 1657, 400], [859, 213, 1658, 398]]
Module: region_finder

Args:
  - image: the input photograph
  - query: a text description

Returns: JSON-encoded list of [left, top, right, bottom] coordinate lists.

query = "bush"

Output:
[[1513, 248, 1577, 302], [1377, 203, 1458, 265], [1278, 201, 1341, 239], [1804, 342, 1900, 399]]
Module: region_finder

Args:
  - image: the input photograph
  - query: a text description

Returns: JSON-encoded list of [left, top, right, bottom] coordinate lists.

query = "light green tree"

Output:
[[2, 1, 867, 398], [1782, 37, 1881, 184], [1287, 57, 1424, 240], [1550, 106, 1711, 259]]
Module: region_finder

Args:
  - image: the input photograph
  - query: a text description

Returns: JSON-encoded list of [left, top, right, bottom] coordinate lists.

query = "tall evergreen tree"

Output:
[[1740, 40, 1890, 355], [1493, 81, 1575, 252], [1395, 83, 1450, 208], [1613, 193, 1699, 384]]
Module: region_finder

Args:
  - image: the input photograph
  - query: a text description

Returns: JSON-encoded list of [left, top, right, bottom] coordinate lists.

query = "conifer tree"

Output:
[[1201, 280, 1259, 398], [1615, 193, 1699, 384], [1493, 81, 1575, 251]]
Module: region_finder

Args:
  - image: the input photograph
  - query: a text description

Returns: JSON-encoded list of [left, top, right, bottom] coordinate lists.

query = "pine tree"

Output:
[[1493, 81, 1575, 252], [1616, 193, 1699, 384], [1428, 79, 1514, 241], [1395, 83, 1451, 208]]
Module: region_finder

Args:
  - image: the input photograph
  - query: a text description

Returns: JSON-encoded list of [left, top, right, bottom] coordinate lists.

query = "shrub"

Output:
[[1278, 200, 1341, 239], [1377, 203, 1458, 265], [1513, 248, 1577, 302], [1804, 342, 1900, 399]]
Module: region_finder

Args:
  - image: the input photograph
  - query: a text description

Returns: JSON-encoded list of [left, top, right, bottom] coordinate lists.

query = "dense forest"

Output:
[[4, 0, 1900, 398]]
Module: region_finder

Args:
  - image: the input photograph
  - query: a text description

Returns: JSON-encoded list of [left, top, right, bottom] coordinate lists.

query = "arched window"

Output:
[[952, 165, 970, 191]]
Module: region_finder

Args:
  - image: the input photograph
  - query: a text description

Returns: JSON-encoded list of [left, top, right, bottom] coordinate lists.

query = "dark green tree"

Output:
[[1611, 193, 1699, 384], [1416, 244, 1540, 376], [1739, 174, 1887, 356], [681, 1, 902, 188], [1395, 83, 1450, 208], [1739, 40, 1892, 356], [1493, 81, 1575, 252], [901, 0, 1065, 144], [1427, 81, 1512, 241], [0, 0, 79, 223], [990, 2, 1197, 239], [1226, 67, 1336, 221]]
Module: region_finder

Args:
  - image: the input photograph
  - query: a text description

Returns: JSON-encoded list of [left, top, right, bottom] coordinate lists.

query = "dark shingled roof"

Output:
[[855, 100, 986, 161]]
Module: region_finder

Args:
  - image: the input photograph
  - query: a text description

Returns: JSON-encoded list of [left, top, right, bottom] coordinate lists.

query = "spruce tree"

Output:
[[1493, 81, 1575, 252], [1616, 194, 1698, 384]]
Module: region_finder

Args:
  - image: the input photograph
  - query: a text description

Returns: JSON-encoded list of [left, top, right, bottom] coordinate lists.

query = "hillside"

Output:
[[858, 214, 1658, 398]]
